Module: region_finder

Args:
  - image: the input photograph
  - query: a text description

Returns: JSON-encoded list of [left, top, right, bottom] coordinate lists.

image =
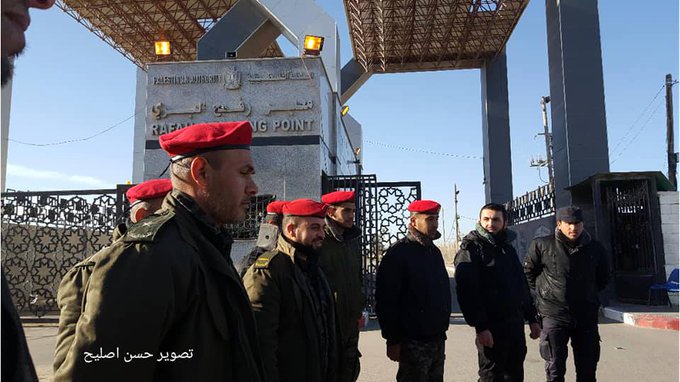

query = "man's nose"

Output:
[[246, 178, 258, 196]]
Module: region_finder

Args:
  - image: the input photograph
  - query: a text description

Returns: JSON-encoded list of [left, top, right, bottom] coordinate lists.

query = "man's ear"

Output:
[[189, 157, 209, 187], [133, 207, 149, 223], [285, 221, 296, 239]]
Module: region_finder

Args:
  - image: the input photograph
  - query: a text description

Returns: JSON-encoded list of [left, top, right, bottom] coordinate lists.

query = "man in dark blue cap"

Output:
[[524, 206, 610, 382]]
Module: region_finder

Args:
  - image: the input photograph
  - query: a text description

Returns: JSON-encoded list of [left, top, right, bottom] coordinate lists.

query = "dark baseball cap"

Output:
[[557, 206, 583, 223]]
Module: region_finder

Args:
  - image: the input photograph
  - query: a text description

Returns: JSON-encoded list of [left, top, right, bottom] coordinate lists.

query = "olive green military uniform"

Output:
[[243, 235, 337, 382], [53, 223, 127, 374], [318, 218, 364, 382], [54, 191, 265, 382]]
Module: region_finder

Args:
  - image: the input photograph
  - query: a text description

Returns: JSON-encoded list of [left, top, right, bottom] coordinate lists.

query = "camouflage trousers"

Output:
[[396, 338, 445, 382]]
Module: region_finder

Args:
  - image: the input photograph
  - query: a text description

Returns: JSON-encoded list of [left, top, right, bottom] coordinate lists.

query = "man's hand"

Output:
[[477, 330, 494, 348], [529, 322, 541, 340], [386, 344, 400, 362]]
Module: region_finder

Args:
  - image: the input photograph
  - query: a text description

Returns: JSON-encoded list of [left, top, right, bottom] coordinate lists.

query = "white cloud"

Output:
[[6, 163, 114, 189]]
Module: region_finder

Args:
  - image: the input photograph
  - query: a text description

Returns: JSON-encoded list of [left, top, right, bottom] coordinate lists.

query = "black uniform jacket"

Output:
[[454, 226, 537, 333], [54, 191, 265, 382], [375, 228, 451, 345], [524, 230, 610, 322]]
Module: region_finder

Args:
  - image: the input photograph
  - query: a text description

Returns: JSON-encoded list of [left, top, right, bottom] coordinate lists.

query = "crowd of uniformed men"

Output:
[[44, 120, 606, 382], [2, 4, 610, 381]]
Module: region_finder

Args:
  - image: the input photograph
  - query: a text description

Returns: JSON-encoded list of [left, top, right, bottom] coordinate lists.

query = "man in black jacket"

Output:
[[455, 203, 541, 381], [375, 200, 451, 382], [524, 206, 610, 382]]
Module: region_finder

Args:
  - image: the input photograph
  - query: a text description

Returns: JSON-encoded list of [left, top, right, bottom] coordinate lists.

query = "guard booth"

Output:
[[567, 172, 675, 303]]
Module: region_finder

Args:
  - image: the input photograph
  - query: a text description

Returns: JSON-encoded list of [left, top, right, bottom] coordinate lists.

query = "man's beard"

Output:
[[1, 56, 13, 86], [197, 188, 230, 226], [197, 187, 244, 226]]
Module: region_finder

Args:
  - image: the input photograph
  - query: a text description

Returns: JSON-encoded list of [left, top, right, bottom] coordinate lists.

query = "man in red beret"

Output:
[[318, 190, 364, 382], [236, 200, 288, 277], [53, 178, 173, 375], [375, 199, 451, 382], [125, 178, 174, 224], [55, 121, 265, 382], [243, 198, 337, 382]]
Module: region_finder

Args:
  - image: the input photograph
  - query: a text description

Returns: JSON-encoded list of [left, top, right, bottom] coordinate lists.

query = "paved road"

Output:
[[358, 315, 679, 381], [26, 315, 678, 381]]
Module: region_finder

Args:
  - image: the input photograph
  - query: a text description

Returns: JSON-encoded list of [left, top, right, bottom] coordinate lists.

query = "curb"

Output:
[[603, 307, 679, 331]]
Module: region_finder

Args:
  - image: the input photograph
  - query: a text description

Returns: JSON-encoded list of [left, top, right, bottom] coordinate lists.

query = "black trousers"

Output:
[[539, 316, 600, 382], [476, 315, 527, 382]]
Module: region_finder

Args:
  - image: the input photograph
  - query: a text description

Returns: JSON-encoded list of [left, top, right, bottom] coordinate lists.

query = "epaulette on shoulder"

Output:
[[123, 209, 175, 243], [253, 250, 280, 269]]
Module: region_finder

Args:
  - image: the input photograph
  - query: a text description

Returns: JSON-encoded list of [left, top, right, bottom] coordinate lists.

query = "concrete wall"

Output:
[[508, 215, 556, 262], [659, 191, 679, 305], [342, 114, 362, 162]]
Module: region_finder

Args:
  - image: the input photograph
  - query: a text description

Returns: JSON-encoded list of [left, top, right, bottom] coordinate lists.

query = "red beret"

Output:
[[408, 200, 441, 214], [159, 121, 252, 160], [321, 190, 355, 205], [282, 199, 327, 218], [126, 179, 173, 205], [266, 200, 288, 215]]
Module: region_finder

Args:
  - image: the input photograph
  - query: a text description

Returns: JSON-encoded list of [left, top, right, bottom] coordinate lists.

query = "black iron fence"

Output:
[[1, 186, 273, 317], [227, 194, 276, 239], [506, 183, 555, 226], [1, 187, 126, 317]]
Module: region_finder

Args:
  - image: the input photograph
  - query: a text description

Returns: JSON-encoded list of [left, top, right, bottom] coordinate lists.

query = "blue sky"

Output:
[[5, 1, 678, 238]]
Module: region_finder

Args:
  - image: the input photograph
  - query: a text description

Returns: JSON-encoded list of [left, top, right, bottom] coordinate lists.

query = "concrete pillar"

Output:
[[480, 50, 513, 204], [340, 59, 372, 104], [197, 0, 280, 60], [1, 78, 12, 191], [132, 67, 146, 183], [546, 0, 610, 207]]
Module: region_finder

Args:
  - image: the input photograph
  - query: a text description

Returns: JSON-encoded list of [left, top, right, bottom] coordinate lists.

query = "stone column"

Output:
[[132, 67, 147, 183], [546, 0, 609, 207], [480, 50, 513, 204]]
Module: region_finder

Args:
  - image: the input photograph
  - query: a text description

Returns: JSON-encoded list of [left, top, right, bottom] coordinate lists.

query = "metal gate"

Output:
[[325, 175, 421, 313], [603, 180, 658, 302]]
